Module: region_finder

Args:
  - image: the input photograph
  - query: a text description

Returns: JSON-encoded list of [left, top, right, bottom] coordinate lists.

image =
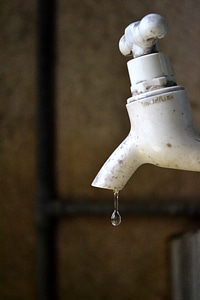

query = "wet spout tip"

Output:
[[91, 177, 116, 191], [91, 167, 134, 191], [91, 173, 124, 191]]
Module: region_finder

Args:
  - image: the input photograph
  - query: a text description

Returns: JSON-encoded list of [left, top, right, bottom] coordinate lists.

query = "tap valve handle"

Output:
[[119, 13, 168, 58]]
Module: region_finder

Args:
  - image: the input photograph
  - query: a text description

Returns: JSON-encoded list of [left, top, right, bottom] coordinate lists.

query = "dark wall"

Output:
[[2, 1, 200, 299]]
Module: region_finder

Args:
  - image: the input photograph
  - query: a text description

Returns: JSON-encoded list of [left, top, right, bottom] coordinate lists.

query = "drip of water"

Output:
[[111, 190, 121, 226]]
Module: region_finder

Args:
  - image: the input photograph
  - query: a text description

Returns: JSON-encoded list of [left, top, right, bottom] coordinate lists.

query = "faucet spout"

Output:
[[92, 87, 200, 191], [91, 133, 142, 191]]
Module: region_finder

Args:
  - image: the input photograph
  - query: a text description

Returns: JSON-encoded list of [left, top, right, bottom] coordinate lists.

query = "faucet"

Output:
[[92, 13, 200, 191]]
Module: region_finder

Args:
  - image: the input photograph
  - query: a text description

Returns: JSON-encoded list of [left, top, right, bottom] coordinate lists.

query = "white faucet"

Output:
[[92, 13, 200, 191]]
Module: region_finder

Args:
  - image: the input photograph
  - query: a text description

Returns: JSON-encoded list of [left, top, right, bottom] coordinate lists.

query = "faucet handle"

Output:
[[119, 13, 168, 58]]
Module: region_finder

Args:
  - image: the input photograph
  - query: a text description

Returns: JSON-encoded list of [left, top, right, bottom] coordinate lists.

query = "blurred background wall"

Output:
[[1, 0, 200, 299]]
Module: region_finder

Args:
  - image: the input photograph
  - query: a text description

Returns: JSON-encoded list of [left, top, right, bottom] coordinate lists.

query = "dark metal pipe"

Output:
[[36, 0, 58, 299], [46, 199, 200, 218]]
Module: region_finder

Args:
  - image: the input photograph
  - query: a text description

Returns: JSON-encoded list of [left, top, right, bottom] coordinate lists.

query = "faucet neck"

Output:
[[127, 52, 177, 98]]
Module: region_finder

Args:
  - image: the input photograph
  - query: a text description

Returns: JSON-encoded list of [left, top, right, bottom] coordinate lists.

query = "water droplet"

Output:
[[111, 190, 121, 226], [111, 210, 121, 226]]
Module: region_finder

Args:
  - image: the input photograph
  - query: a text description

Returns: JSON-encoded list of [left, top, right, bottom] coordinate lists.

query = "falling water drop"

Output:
[[111, 210, 121, 226], [111, 190, 121, 226]]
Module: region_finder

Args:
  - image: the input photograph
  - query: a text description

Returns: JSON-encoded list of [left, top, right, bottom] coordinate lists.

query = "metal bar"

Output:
[[36, 0, 58, 299], [45, 199, 200, 218]]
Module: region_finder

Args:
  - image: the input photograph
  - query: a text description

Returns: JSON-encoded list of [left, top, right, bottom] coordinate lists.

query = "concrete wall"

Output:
[[2, 0, 200, 299]]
